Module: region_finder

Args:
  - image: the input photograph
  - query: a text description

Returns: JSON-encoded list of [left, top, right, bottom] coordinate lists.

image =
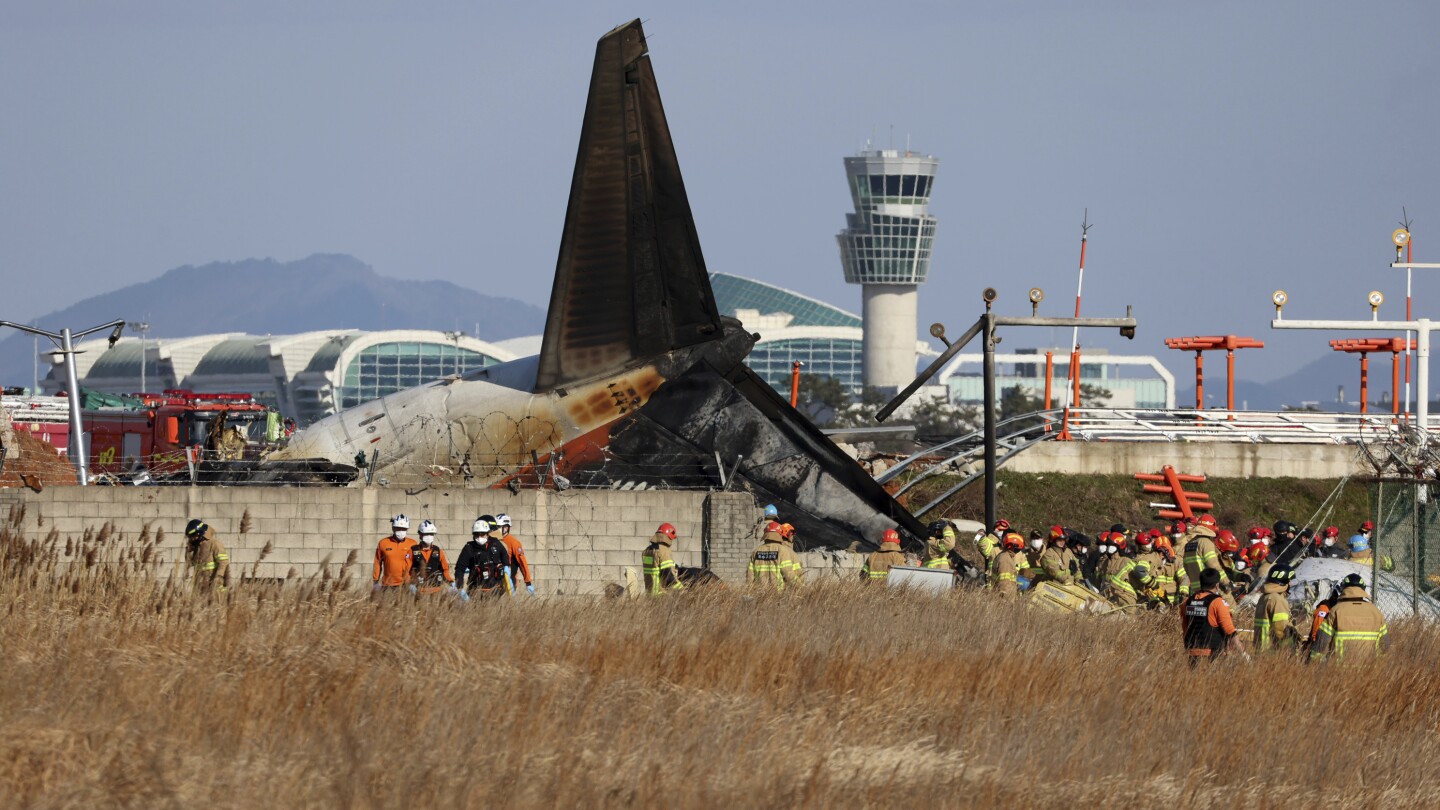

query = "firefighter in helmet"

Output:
[[861, 529, 907, 582]]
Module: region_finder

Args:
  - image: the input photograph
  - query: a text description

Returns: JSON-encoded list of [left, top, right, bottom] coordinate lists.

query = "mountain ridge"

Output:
[[0, 254, 546, 386]]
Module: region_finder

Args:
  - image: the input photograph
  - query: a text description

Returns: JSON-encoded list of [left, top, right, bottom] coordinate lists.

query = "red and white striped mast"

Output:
[[1059, 211, 1091, 438]]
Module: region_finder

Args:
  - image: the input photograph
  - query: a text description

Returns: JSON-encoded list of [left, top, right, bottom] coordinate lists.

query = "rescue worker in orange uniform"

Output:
[[1254, 564, 1296, 653], [456, 517, 513, 599], [373, 514, 417, 591], [411, 520, 455, 594], [185, 518, 230, 591], [1310, 573, 1389, 662], [861, 528, 907, 582], [641, 523, 685, 596], [749, 520, 803, 591], [922, 520, 955, 570], [1182, 568, 1239, 665], [1038, 525, 1079, 586], [495, 513, 536, 596], [987, 531, 1026, 597]]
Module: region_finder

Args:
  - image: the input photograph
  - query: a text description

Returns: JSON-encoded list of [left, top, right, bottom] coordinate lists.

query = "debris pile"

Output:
[[0, 410, 77, 490]]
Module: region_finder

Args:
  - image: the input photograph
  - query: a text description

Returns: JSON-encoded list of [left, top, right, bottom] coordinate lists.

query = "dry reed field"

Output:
[[2, 519, 1438, 809]]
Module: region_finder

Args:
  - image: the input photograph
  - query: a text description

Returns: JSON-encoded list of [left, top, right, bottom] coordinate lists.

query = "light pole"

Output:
[[128, 320, 151, 393], [0, 319, 125, 485], [1269, 290, 1433, 445], [878, 287, 1137, 530]]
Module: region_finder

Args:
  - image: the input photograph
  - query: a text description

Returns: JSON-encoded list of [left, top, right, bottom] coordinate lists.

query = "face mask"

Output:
[[1106, 545, 1117, 555], [1236, 560, 1247, 570], [1324, 537, 1334, 547], [1030, 539, 1043, 551], [393, 530, 407, 540], [420, 536, 433, 545]]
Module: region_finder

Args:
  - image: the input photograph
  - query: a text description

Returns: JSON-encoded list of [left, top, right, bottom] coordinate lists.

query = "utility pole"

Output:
[[878, 288, 1136, 531], [128, 320, 151, 394], [0, 319, 126, 485]]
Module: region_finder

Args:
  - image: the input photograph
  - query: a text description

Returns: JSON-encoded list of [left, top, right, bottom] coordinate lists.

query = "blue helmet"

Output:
[[763, 504, 779, 518], [1348, 533, 1370, 553]]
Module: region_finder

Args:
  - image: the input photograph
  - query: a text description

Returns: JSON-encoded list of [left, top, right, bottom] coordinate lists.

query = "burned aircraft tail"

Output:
[[535, 19, 724, 393], [524, 20, 926, 547]]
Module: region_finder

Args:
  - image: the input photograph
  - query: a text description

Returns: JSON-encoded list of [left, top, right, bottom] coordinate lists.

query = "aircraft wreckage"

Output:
[[270, 19, 923, 547]]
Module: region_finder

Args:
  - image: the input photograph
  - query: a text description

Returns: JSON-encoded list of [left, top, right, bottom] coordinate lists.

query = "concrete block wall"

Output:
[[1, 486, 733, 596], [702, 492, 764, 583]]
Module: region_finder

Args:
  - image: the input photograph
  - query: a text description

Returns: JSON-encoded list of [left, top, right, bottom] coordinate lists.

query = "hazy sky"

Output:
[[2, 1, 1437, 383]]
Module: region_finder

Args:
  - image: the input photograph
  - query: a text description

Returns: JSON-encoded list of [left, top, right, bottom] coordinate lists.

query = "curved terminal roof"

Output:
[[710, 273, 860, 329], [84, 340, 145, 379], [192, 337, 275, 377]]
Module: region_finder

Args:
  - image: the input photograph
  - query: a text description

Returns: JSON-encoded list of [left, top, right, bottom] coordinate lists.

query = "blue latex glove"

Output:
[[458, 589, 470, 602], [525, 584, 536, 596], [407, 585, 418, 595], [372, 582, 381, 592]]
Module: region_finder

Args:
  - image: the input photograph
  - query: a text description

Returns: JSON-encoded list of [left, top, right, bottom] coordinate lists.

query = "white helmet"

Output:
[[472, 518, 491, 535], [496, 513, 513, 528], [419, 520, 437, 537], [391, 514, 410, 530]]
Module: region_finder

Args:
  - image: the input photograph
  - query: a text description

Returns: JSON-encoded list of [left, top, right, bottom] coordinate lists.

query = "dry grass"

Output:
[[2, 522, 1438, 809]]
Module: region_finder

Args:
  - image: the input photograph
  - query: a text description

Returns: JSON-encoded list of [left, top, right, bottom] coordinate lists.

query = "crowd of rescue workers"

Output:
[[177, 505, 1389, 664]]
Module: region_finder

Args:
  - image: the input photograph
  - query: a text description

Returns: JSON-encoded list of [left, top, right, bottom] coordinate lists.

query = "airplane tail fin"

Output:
[[534, 19, 723, 393]]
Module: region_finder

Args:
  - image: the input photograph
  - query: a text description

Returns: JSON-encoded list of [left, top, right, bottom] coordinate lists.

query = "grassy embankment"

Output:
[[1, 511, 1435, 809], [899, 471, 1371, 537]]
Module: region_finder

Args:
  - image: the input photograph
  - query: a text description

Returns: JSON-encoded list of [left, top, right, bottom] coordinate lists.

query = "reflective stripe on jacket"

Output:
[[642, 536, 684, 595]]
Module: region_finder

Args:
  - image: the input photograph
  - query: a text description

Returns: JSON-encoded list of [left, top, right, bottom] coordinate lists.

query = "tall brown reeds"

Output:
[[0, 523, 1437, 808]]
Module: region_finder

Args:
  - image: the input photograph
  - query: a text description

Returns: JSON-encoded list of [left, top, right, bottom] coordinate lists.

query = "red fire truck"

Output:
[[83, 390, 275, 476]]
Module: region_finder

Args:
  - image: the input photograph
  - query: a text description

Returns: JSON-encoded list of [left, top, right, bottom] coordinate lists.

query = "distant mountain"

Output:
[[0, 254, 545, 386]]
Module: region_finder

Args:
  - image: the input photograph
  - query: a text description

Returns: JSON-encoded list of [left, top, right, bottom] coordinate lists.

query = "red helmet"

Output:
[[1137, 531, 1154, 547], [993, 518, 1011, 533], [1168, 520, 1188, 535], [1360, 521, 1375, 532], [882, 528, 900, 544], [764, 520, 782, 534], [657, 523, 678, 540], [1002, 532, 1025, 551], [779, 523, 796, 540], [1247, 527, 1266, 541], [1196, 514, 1218, 530], [1049, 525, 1066, 541], [1214, 530, 1240, 554], [1322, 525, 1340, 539], [1244, 542, 1267, 564]]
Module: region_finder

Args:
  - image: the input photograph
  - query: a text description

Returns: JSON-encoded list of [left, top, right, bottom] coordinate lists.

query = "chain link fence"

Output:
[[1369, 479, 1440, 617]]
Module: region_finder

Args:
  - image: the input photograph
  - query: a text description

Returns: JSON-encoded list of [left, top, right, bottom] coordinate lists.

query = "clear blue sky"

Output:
[[2, 1, 1437, 382]]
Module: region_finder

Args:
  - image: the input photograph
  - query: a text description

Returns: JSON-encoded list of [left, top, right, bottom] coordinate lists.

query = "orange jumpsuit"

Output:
[[373, 535, 417, 587], [501, 533, 533, 589]]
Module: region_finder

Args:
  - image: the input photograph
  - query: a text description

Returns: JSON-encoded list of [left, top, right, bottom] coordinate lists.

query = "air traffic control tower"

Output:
[[836, 148, 938, 391]]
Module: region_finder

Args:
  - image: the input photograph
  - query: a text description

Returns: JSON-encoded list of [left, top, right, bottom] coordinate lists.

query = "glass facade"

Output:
[[338, 342, 500, 409], [838, 150, 939, 286], [710, 272, 861, 328], [747, 336, 865, 393]]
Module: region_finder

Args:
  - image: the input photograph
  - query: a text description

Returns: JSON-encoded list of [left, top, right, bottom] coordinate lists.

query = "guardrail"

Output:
[[1062, 408, 1433, 445]]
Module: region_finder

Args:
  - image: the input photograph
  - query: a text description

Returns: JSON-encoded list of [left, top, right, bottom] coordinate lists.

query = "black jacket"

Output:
[[455, 538, 512, 591]]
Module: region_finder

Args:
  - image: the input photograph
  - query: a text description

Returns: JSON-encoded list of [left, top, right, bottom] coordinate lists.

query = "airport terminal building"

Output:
[[45, 330, 521, 426], [45, 274, 1172, 423]]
